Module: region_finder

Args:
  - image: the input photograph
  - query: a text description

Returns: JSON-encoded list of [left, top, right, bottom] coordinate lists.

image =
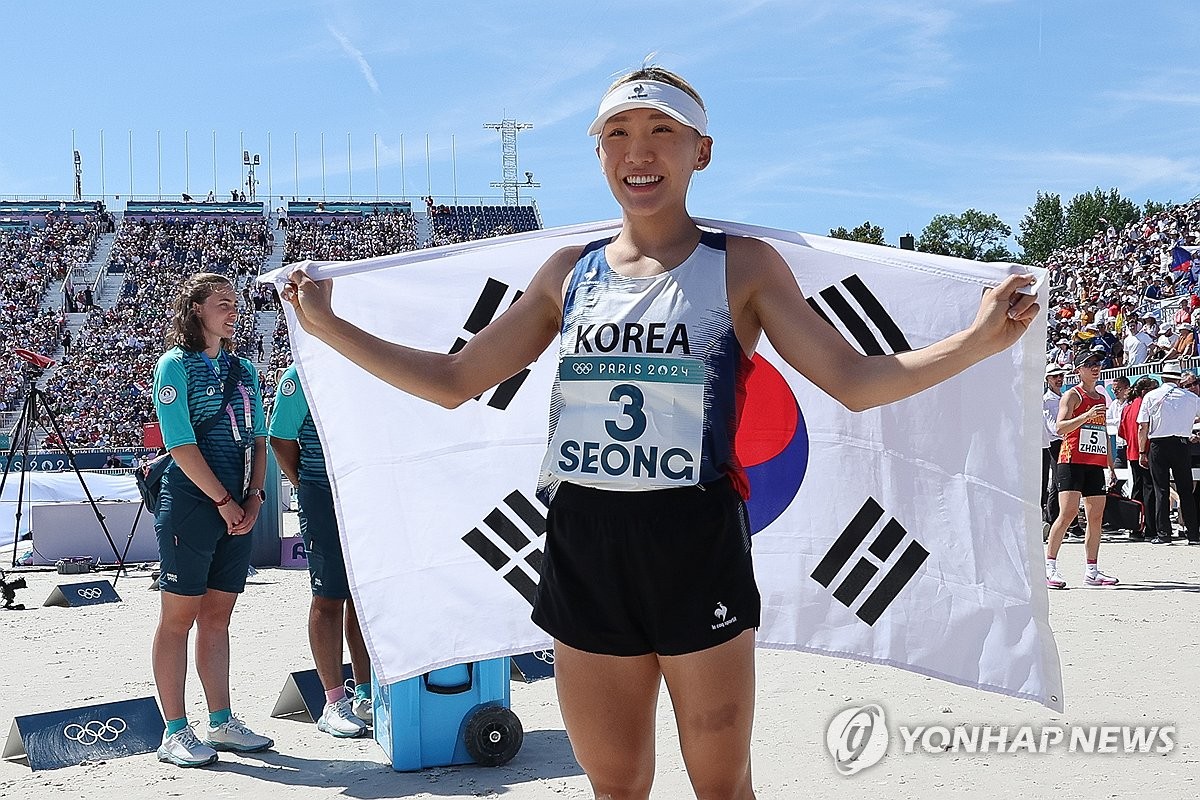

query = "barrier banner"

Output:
[[3, 697, 163, 771], [44, 580, 121, 608]]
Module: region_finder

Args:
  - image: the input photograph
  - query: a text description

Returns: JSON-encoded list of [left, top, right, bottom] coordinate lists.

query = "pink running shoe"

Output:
[[1084, 570, 1119, 587], [1046, 570, 1067, 590]]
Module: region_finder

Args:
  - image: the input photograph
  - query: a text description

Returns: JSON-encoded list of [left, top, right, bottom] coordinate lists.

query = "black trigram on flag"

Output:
[[806, 274, 912, 356], [449, 277, 529, 410], [811, 497, 929, 625], [461, 490, 546, 605]]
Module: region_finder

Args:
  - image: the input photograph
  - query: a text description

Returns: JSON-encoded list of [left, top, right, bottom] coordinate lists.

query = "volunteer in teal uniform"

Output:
[[151, 272, 273, 767], [270, 363, 372, 738]]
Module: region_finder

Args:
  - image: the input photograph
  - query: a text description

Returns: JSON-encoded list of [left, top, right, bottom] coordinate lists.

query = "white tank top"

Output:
[[537, 231, 753, 501]]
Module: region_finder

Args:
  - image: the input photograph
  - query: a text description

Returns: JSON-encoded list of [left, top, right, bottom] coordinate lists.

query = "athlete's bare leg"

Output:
[[554, 641, 661, 800], [660, 629, 757, 800]]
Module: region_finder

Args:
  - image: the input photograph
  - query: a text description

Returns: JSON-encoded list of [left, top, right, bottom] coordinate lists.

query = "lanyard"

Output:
[[198, 351, 253, 443]]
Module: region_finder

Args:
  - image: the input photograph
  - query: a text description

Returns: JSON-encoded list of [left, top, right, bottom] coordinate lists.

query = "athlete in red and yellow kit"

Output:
[[1045, 350, 1118, 589]]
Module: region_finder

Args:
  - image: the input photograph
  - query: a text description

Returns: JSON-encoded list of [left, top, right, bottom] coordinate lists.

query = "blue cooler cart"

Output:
[[372, 657, 523, 771]]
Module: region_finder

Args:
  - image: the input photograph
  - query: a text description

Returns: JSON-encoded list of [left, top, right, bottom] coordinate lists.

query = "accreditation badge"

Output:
[[546, 354, 705, 489]]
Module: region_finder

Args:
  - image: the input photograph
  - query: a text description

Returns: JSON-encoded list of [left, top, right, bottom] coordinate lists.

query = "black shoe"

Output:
[[1150, 536, 1174, 544], [1129, 533, 1147, 542], [1187, 537, 1200, 546]]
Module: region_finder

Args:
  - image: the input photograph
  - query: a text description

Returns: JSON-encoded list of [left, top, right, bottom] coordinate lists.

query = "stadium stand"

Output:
[[2, 197, 543, 446], [0, 200, 112, 228], [0, 218, 97, 416], [1045, 198, 1200, 368], [284, 208, 418, 262], [39, 216, 270, 447], [123, 200, 265, 222], [428, 203, 539, 245]]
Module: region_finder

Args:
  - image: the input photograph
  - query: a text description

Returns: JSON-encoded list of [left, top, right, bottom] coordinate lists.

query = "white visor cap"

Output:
[[587, 79, 708, 137]]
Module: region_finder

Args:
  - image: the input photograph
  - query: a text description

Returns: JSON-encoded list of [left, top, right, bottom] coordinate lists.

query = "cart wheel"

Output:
[[464, 705, 523, 767]]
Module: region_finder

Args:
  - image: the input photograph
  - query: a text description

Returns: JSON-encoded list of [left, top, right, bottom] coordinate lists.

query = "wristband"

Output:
[[214, 492, 233, 507]]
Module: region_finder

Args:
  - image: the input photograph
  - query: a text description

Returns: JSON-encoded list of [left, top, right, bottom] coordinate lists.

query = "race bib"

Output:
[[546, 354, 704, 488], [1078, 424, 1108, 456]]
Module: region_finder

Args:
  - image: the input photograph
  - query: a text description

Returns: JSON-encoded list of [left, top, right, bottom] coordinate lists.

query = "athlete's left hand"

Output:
[[966, 274, 1040, 357], [230, 495, 262, 535]]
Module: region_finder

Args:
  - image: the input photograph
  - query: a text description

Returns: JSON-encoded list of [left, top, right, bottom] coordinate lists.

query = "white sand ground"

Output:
[[1, 516, 1198, 800]]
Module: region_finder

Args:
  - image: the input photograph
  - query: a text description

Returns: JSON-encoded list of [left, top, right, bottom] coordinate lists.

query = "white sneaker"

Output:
[[317, 697, 367, 738], [1046, 569, 1067, 590], [157, 726, 218, 767], [1084, 569, 1119, 587], [352, 695, 373, 724], [203, 715, 273, 752]]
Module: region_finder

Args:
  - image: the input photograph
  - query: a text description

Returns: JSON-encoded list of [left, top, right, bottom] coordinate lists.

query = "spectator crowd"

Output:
[[0, 219, 96, 414], [39, 218, 271, 447], [1046, 198, 1200, 368], [1, 204, 544, 448], [284, 212, 418, 262]]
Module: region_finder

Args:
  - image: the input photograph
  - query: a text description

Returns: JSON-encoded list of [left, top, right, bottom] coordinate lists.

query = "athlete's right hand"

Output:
[[218, 500, 246, 534], [283, 268, 336, 335]]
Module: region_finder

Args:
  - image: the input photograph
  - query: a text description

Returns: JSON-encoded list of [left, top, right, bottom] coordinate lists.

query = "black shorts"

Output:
[[1055, 463, 1106, 497], [298, 482, 351, 599], [531, 476, 761, 657]]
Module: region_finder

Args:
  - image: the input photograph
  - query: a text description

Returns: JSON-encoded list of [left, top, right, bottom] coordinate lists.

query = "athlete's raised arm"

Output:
[[730, 236, 1039, 412], [283, 246, 578, 408]]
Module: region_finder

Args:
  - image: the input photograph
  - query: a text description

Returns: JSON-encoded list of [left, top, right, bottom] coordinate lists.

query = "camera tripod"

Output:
[[0, 377, 132, 584]]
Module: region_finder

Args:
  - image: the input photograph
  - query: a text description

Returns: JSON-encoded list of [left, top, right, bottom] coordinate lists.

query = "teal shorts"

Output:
[[298, 482, 351, 599], [155, 484, 253, 596]]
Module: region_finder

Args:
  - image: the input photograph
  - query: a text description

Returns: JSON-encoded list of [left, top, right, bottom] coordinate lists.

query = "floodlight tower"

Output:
[[484, 119, 537, 205], [243, 150, 261, 201], [73, 150, 83, 201]]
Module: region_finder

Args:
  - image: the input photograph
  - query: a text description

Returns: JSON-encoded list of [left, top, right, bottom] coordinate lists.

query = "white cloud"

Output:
[[327, 25, 381, 96]]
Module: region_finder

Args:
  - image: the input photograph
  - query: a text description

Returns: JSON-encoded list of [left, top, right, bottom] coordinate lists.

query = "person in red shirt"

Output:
[[1046, 351, 1119, 589], [1120, 377, 1161, 541]]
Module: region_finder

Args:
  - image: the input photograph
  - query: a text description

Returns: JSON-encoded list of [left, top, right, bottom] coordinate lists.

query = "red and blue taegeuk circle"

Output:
[[736, 354, 809, 533]]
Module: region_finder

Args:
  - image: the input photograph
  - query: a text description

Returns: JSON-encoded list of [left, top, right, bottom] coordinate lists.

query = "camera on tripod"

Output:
[[13, 348, 56, 371], [3, 347, 127, 582]]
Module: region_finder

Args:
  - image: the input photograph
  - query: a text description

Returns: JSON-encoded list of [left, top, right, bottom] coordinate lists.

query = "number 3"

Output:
[[606, 384, 647, 442]]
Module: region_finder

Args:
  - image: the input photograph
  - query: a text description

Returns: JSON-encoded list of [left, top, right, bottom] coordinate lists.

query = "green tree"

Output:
[[1063, 187, 1139, 247], [1143, 199, 1172, 218], [829, 220, 889, 246], [916, 209, 1015, 262], [1016, 192, 1065, 266]]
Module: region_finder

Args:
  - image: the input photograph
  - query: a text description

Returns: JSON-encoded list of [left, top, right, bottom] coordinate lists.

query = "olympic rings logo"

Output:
[[533, 649, 555, 665], [572, 362, 593, 375], [63, 718, 127, 745], [77, 588, 103, 600]]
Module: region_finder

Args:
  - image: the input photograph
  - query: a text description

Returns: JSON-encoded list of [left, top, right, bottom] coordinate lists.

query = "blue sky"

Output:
[[3, 1, 1198, 244]]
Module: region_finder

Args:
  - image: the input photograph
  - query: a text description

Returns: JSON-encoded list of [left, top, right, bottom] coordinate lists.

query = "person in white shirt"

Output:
[[1042, 363, 1068, 532], [1051, 338, 1072, 368], [1137, 361, 1200, 544], [1123, 322, 1149, 366], [1107, 375, 1130, 468], [1141, 314, 1160, 341]]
